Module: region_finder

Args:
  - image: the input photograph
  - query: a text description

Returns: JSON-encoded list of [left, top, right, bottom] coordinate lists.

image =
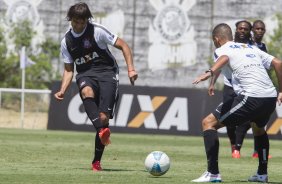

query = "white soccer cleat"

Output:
[[192, 171, 222, 182], [248, 173, 268, 183]]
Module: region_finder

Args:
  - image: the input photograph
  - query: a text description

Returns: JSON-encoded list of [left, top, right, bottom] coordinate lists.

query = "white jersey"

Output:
[[214, 41, 276, 98], [60, 22, 118, 64]]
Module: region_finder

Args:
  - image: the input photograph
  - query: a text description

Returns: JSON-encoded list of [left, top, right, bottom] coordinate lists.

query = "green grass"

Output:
[[0, 128, 281, 184]]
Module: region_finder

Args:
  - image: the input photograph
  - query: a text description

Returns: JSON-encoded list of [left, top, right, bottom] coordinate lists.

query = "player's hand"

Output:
[[277, 92, 282, 105], [128, 70, 138, 86], [208, 85, 215, 96], [54, 91, 64, 101], [192, 72, 211, 84]]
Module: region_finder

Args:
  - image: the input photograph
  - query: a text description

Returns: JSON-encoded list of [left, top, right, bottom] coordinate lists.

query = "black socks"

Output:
[[234, 123, 250, 151], [255, 132, 269, 175], [82, 97, 104, 130], [203, 129, 219, 174], [226, 126, 236, 145], [93, 131, 105, 163]]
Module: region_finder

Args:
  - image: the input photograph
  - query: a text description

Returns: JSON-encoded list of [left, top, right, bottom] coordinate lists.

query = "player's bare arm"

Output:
[[272, 57, 282, 105], [114, 37, 138, 85], [54, 63, 74, 101], [208, 70, 221, 96], [193, 55, 229, 84]]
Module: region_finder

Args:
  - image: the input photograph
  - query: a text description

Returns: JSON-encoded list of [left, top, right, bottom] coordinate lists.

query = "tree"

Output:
[[0, 26, 12, 85], [0, 20, 60, 89], [266, 13, 282, 88]]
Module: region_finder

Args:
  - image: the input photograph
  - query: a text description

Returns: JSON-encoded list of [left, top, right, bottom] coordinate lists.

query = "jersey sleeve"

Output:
[[213, 50, 219, 62], [214, 47, 231, 62], [94, 24, 118, 49], [61, 38, 73, 64]]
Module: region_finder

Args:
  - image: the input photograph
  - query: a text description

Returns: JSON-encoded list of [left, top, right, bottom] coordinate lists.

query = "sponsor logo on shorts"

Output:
[[80, 81, 86, 87]]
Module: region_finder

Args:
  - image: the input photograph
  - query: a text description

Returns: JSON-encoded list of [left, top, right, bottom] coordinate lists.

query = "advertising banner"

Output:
[[48, 82, 282, 139]]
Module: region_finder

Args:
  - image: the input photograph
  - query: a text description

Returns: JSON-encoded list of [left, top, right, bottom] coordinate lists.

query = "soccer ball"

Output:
[[144, 151, 170, 176]]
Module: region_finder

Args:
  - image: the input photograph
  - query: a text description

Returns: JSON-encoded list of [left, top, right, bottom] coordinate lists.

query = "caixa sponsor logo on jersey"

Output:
[[75, 52, 99, 65], [67, 93, 189, 131]]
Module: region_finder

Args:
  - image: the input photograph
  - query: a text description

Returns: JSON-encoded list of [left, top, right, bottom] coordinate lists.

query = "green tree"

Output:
[[0, 25, 9, 84], [266, 13, 282, 88], [0, 20, 60, 89]]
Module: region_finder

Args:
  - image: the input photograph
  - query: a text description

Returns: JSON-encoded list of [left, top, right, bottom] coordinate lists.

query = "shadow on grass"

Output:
[[78, 167, 172, 178], [102, 168, 144, 172], [77, 167, 145, 172], [231, 180, 282, 184], [147, 176, 172, 179], [103, 169, 172, 179]]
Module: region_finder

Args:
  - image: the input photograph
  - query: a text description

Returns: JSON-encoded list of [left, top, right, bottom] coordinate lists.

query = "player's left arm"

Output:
[[271, 58, 282, 105], [208, 70, 221, 96], [193, 55, 229, 84], [114, 38, 138, 85]]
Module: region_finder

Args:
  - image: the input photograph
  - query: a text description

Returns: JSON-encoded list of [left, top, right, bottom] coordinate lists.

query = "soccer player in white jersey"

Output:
[[192, 23, 282, 183], [54, 2, 138, 172], [209, 20, 261, 159]]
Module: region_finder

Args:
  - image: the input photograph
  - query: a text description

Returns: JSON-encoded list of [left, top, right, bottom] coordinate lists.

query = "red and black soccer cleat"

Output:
[[99, 128, 111, 146], [92, 161, 102, 172]]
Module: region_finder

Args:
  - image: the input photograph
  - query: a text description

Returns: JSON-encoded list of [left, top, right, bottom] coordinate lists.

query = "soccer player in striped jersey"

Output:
[[54, 2, 138, 172]]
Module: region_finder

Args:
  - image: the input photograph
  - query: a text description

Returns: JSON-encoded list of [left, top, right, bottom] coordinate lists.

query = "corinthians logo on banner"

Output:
[[155, 5, 189, 42], [148, 0, 197, 70], [2, 0, 45, 53]]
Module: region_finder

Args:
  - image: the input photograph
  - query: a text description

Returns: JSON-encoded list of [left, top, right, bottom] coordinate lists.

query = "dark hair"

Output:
[[253, 20, 265, 27], [212, 23, 233, 40], [66, 2, 93, 21], [235, 20, 252, 29]]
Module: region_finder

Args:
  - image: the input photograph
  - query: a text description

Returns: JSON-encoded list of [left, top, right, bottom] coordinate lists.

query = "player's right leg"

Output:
[[191, 113, 223, 183], [76, 77, 109, 171]]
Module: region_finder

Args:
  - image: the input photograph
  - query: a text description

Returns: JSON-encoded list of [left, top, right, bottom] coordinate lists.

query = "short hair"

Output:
[[66, 2, 93, 21], [235, 20, 252, 30], [253, 20, 265, 27], [212, 23, 233, 41]]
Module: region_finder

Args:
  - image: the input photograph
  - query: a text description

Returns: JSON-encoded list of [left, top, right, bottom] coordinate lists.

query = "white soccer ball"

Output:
[[144, 151, 170, 176]]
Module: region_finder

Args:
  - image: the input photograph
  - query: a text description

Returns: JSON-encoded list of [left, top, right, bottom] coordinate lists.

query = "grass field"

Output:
[[0, 128, 281, 184]]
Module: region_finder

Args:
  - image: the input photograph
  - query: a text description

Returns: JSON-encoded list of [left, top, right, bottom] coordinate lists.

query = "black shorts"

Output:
[[213, 95, 276, 128], [223, 85, 237, 103], [76, 74, 119, 119]]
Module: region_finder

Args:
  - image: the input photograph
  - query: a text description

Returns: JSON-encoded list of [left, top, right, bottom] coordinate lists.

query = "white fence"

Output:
[[0, 88, 51, 129]]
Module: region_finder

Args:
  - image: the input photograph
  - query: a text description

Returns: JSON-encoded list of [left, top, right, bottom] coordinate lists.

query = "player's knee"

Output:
[[81, 86, 94, 98], [202, 114, 218, 130], [202, 117, 211, 130]]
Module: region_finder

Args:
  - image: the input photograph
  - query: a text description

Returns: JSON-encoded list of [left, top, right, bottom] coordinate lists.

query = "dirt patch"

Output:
[[0, 109, 48, 129]]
